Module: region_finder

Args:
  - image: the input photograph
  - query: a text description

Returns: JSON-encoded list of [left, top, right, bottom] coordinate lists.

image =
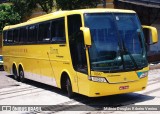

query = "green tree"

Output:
[[37, 0, 56, 13], [0, 4, 20, 33], [9, 0, 37, 21], [0, 0, 55, 32], [9, 0, 56, 17], [56, 0, 100, 10]]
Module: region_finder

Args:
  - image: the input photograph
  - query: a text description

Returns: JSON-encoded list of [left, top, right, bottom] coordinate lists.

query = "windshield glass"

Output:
[[84, 13, 147, 72]]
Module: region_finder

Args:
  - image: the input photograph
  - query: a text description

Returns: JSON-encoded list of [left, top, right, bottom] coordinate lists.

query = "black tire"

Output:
[[13, 65, 18, 80], [19, 67, 25, 82], [66, 77, 74, 98]]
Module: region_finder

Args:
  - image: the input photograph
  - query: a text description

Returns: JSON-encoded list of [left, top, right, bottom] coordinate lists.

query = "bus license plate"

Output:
[[119, 86, 129, 90]]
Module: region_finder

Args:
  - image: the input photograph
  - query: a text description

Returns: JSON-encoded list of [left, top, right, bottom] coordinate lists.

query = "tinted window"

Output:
[[38, 22, 51, 42], [3, 31, 7, 45], [7, 30, 13, 43], [51, 18, 66, 43], [19, 27, 28, 43], [28, 25, 38, 43], [13, 29, 19, 44]]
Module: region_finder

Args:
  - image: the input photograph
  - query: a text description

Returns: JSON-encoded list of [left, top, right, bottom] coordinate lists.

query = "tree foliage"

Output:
[[37, 0, 56, 13], [0, 4, 20, 33], [56, 0, 100, 10], [9, 0, 37, 21], [0, 0, 55, 32], [0, 0, 100, 32], [9, 0, 56, 17]]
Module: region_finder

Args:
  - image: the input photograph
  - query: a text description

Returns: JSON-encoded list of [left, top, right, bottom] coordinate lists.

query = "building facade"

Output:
[[97, 0, 114, 8]]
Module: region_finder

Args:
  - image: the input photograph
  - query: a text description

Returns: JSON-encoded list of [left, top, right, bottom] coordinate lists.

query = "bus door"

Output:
[[68, 14, 89, 95]]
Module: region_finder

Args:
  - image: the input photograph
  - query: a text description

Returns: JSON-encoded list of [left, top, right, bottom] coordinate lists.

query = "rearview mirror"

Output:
[[80, 27, 91, 46], [142, 25, 158, 44]]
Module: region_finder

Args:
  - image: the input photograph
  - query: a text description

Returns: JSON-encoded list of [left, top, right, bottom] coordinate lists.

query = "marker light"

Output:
[[137, 71, 148, 78]]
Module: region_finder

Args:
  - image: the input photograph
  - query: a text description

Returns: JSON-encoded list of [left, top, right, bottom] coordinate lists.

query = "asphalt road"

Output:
[[0, 69, 160, 114]]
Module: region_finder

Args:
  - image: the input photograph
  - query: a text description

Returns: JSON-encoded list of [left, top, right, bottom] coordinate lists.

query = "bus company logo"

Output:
[[2, 106, 11, 111]]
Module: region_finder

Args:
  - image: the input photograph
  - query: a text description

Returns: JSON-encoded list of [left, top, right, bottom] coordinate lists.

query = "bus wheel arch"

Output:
[[12, 63, 18, 80], [18, 64, 25, 82], [60, 72, 74, 98]]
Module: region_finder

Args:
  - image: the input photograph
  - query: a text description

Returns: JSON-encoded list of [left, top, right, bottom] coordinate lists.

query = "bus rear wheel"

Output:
[[19, 67, 25, 82]]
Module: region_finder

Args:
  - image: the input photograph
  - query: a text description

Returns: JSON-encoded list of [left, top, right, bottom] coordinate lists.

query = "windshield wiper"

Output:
[[121, 38, 139, 70]]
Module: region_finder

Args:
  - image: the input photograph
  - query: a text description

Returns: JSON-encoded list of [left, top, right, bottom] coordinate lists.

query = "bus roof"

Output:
[[72, 8, 136, 13], [3, 8, 136, 31]]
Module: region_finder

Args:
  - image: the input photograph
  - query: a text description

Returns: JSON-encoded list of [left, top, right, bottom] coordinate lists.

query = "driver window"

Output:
[[68, 14, 87, 73]]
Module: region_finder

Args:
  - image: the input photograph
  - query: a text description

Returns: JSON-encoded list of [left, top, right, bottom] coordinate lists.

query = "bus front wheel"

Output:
[[66, 77, 74, 98]]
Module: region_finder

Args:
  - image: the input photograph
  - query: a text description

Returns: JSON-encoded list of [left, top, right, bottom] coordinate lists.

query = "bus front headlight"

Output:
[[89, 76, 107, 83], [137, 71, 148, 78]]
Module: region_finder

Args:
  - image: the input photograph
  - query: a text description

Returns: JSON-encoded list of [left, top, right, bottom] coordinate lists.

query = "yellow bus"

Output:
[[2, 9, 158, 98]]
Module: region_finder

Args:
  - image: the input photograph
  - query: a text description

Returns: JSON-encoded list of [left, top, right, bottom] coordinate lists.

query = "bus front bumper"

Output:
[[88, 76, 148, 97]]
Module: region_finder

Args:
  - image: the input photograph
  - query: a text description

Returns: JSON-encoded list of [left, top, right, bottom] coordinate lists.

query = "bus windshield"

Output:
[[84, 13, 147, 72]]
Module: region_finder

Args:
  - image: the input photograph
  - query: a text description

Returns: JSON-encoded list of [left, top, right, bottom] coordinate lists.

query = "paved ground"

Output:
[[0, 72, 19, 89], [0, 67, 160, 114]]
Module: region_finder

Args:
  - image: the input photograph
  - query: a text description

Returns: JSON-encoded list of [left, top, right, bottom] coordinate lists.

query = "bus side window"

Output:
[[7, 30, 13, 44], [68, 14, 87, 73], [3, 31, 7, 45], [51, 18, 66, 43], [19, 27, 28, 44], [28, 25, 38, 43], [38, 22, 51, 43], [13, 29, 19, 44]]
